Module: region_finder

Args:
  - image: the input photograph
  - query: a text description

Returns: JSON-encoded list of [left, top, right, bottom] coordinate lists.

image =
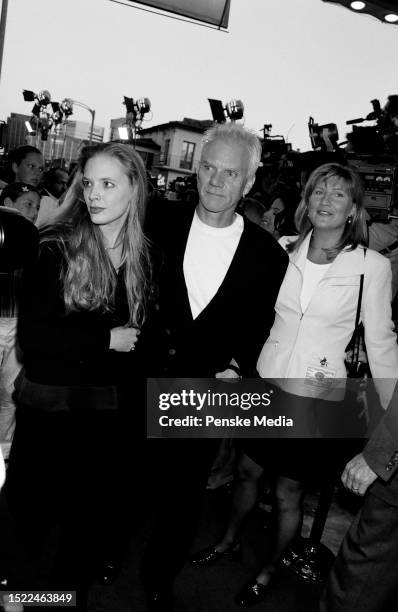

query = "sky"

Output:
[[1, 0, 398, 151]]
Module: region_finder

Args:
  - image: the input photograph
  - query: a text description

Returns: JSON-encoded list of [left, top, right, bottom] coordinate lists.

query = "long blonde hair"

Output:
[[41, 142, 151, 326]]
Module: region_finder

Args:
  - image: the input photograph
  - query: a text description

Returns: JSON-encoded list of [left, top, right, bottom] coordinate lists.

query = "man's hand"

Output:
[[341, 453, 378, 496], [215, 368, 241, 383]]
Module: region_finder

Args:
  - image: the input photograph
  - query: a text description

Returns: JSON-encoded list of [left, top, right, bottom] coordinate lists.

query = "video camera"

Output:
[[305, 99, 398, 222], [261, 124, 292, 163], [345, 97, 398, 222]]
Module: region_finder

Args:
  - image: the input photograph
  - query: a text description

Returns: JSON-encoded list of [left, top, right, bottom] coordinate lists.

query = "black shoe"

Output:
[[146, 587, 174, 612], [235, 580, 270, 607], [97, 562, 120, 585], [190, 541, 241, 567]]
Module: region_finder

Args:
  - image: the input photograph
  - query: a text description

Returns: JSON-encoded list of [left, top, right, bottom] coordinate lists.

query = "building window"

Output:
[[180, 141, 195, 170], [160, 138, 170, 165]]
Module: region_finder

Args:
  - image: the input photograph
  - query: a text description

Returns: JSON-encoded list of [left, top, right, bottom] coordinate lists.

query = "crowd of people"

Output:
[[1, 124, 398, 612]]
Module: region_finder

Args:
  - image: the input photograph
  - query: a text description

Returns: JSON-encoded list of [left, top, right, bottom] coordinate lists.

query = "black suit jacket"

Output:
[[147, 202, 288, 378]]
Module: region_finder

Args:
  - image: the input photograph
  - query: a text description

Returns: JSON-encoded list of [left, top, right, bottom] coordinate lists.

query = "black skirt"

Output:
[[238, 384, 365, 484]]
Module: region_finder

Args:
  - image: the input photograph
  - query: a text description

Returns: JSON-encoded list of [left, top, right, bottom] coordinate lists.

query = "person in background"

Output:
[[262, 187, 299, 239], [242, 196, 268, 229], [37, 167, 69, 227], [0, 184, 41, 460], [1, 142, 151, 610], [8, 146, 44, 190], [0, 183, 41, 224], [0, 206, 38, 612]]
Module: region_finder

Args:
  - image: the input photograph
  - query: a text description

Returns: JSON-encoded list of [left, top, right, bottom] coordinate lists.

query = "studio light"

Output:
[[350, 1, 365, 9], [226, 99, 244, 121], [208, 99, 226, 123], [61, 98, 74, 117], [50, 102, 64, 126], [137, 97, 151, 114], [123, 97, 136, 115], [121, 96, 152, 143], [38, 90, 51, 106], [22, 90, 36, 102], [208, 98, 244, 123], [385, 13, 398, 22]]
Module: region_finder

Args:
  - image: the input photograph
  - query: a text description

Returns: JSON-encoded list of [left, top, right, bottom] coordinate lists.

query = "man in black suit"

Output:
[[320, 383, 398, 612], [143, 123, 288, 610]]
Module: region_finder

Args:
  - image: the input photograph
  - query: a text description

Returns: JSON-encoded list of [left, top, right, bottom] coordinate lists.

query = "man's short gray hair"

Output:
[[202, 123, 262, 180]]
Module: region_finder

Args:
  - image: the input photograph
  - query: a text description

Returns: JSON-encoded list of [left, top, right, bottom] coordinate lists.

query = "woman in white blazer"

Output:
[[190, 163, 398, 607]]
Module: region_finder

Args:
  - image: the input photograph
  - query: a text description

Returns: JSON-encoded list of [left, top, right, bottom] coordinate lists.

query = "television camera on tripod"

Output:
[[308, 97, 398, 223]]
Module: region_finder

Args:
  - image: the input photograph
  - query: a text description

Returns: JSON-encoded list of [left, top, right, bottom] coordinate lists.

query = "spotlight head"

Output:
[[137, 97, 151, 114], [226, 99, 244, 121], [22, 89, 36, 102], [123, 96, 136, 114], [61, 98, 74, 117], [208, 99, 226, 123], [38, 90, 51, 106]]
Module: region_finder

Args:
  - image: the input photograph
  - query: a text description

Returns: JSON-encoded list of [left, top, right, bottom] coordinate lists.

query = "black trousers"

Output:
[[1, 402, 137, 605], [320, 489, 398, 612], [142, 437, 220, 588]]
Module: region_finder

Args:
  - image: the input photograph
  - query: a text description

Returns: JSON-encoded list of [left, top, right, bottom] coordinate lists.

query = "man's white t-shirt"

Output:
[[183, 211, 243, 319]]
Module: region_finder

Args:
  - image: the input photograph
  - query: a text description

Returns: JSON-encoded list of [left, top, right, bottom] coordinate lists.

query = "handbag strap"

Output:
[[351, 248, 367, 366]]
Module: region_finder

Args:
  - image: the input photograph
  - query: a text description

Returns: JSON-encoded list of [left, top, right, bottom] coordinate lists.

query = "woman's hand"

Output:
[[110, 326, 140, 352]]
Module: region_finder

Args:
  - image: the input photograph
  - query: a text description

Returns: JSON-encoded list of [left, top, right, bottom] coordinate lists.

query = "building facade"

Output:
[[3, 113, 32, 151], [110, 117, 213, 188], [109, 118, 160, 173], [24, 119, 104, 166]]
